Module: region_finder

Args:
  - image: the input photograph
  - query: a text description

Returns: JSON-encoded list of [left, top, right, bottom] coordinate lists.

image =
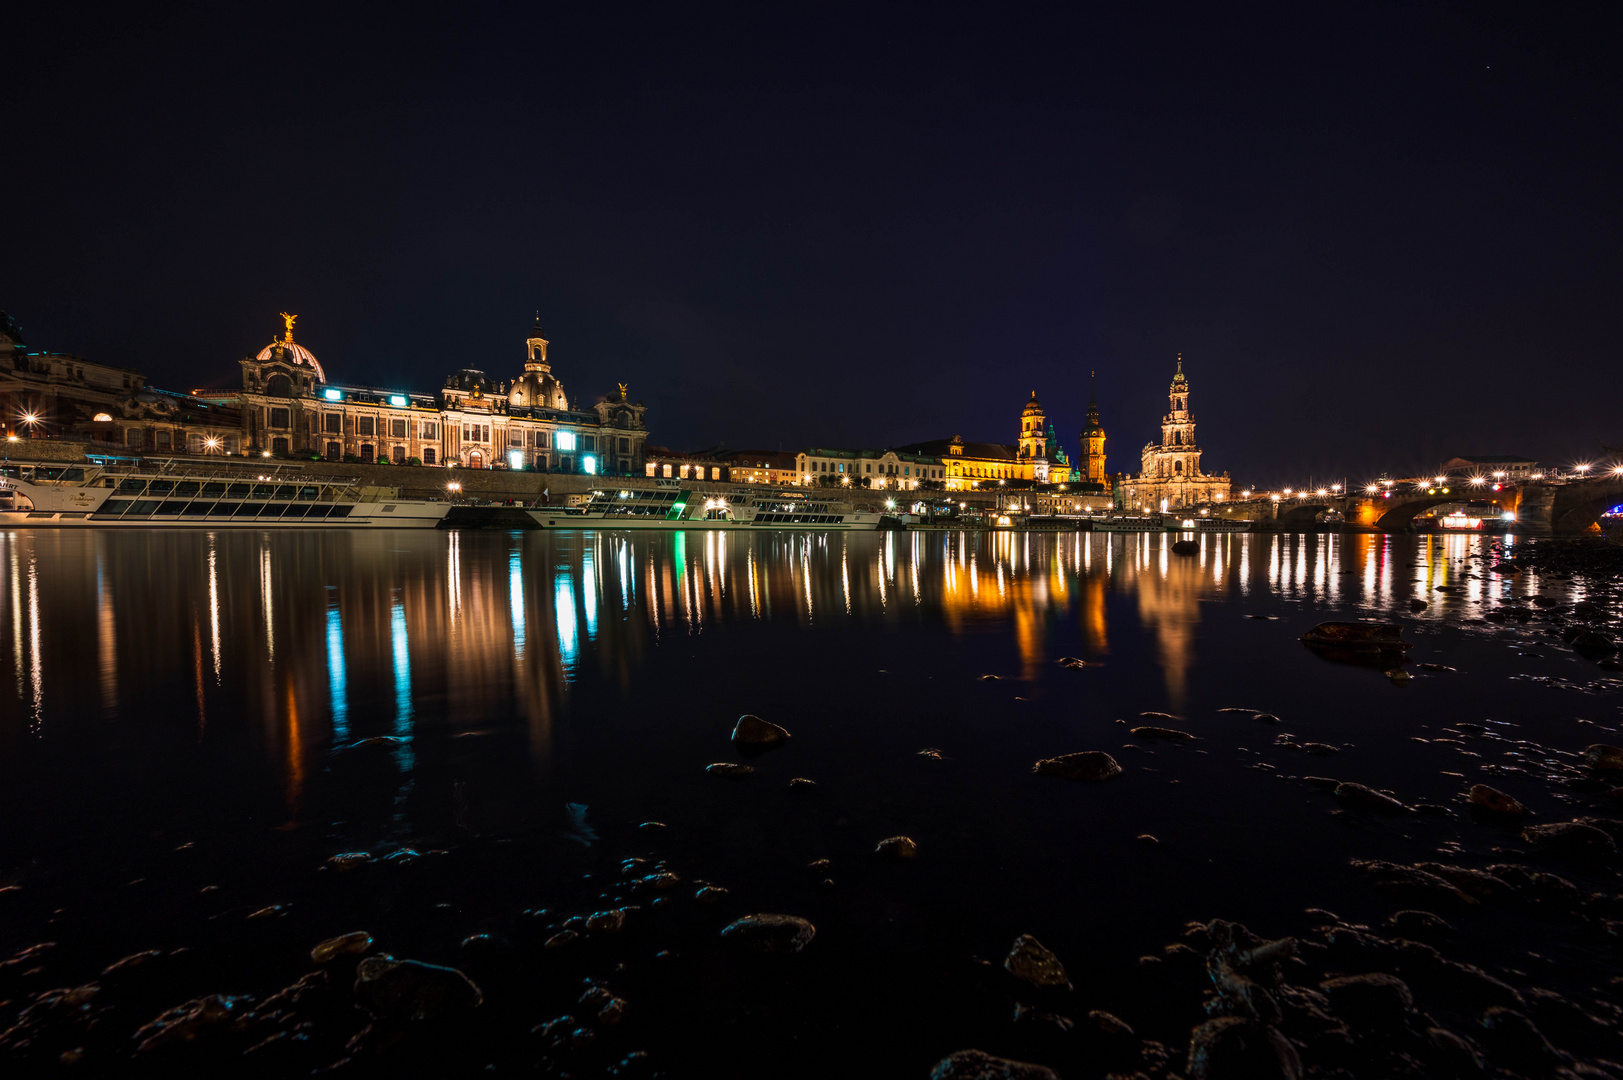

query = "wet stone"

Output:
[[705, 762, 754, 779], [132, 994, 250, 1054], [875, 835, 920, 860], [1318, 972, 1414, 1026], [719, 914, 816, 954], [1333, 782, 1410, 816], [694, 886, 728, 903], [730, 714, 791, 751], [1087, 1009, 1134, 1036], [1004, 934, 1071, 989], [1130, 726, 1195, 742], [1468, 783, 1530, 819], [353, 955, 483, 1021], [101, 949, 163, 975], [586, 908, 630, 933], [310, 931, 373, 964], [929, 1049, 1060, 1080], [1520, 821, 1617, 860], [1583, 744, 1623, 771], [1032, 751, 1122, 782], [544, 930, 579, 948], [323, 852, 373, 873], [788, 777, 817, 788], [1386, 910, 1452, 939]]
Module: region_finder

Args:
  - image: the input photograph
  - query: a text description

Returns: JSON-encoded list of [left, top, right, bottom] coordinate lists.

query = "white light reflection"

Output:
[[582, 543, 599, 639], [260, 546, 275, 661], [391, 595, 415, 772], [555, 570, 579, 674], [207, 537, 221, 681], [509, 548, 527, 658], [27, 550, 42, 733], [325, 590, 348, 742]]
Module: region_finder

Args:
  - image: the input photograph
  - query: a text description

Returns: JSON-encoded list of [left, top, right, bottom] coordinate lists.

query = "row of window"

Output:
[[753, 514, 844, 524], [803, 460, 943, 479], [116, 479, 325, 499], [97, 499, 356, 519], [265, 408, 440, 440], [123, 430, 240, 453]]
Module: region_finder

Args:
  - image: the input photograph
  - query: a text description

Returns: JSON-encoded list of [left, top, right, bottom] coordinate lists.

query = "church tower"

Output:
[[1018, 392, 1050, 480], [525, 313, 551, 372], [1143, 355, 1202, 481], [1079, 375, 1107, 487]]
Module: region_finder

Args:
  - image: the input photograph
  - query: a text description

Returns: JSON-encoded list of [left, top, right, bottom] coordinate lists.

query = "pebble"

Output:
[[1468, 784, 1530, 818], [704, 762, 754, 779], [930, 1049, 1059, 1080], [719, 914, 816, 954], [788, 777, 817, 788], [1333, 782, 1410, 815], [1032, 751, 1122, 782], [1130, 726, 1195, 742], [545, 930, 579, 948], [1583, 744, 1623, 771], [694, 886, 729, 904], [1520, 821, 1617, 859], [323, 852, 373, 873], [310, 931, 373, 964], [1003, 934, 1071, 989], [875, 836, 920, 860], [1186, 1017, 1301, 1080], [586, 908, 630, 933], [1087, 1009, 1134, 1035]]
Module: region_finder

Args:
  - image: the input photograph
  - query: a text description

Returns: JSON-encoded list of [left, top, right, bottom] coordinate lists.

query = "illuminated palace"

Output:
[[1119, 357, 1230, 510], [898, 392, 1072, 491], [238, 315, 649, 473]]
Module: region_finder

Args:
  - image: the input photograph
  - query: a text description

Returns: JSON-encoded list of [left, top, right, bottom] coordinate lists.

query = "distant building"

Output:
[[795, 447, 944, 489], [1077, 382, 1107, 489], [644, 447, 728, 482], [1439, 455, 1539, 480], [897, 391, 1074, 491], [1119, 358, 1230, 510], [718, 450, 799, 485]]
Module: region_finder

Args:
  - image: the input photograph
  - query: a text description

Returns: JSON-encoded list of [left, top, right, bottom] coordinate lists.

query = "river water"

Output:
[[0, 528, 1618, 1077]]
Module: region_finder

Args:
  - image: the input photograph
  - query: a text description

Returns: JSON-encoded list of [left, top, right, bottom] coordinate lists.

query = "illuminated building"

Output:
[[1119, 357, 1230, 510], [1077, 381, 1107, 488], [718, 450, 799, 485], [795, 447, 945, 488], [1439, 455, 1538, 480], [238, 314, 649, 472], [897, 392, 1072, 490]]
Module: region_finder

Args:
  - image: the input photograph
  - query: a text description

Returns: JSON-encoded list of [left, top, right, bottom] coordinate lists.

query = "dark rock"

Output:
[[1186, 1017, 1301, 1080], [1172, 540, 1199, 555], [1130, 726, 1195, 742], [1012, 1002, 1074, 1032], [1032, 751, 1122, 782], [694, 886, 729, 903], [1300, 621, 1412, 654], [586, 908, 631, 933], [1087, 1010, 1133, 1035], [1409, 599, 1428, 611], [705, 762, 754, 779], [1479, 1007, 1565, 1070], [1350, 860, 1477, 908], [132, 994, 250, 1054], [1318, 973, 1414, 1027], [1467, 784, 1529, 819], [1003, 934, 1071, 989], [353, 956, 482, 1021], [875, 835, 920, 859], [929, 1049, 1060, 1080], [323, 852, 373, 872], [1520, 821, 1617, 860], [1570, 630, 1618, 661], [1583, 744, 1623, 771], [310, 931, 372, 964], [720, 914, 816, 954], [788, 777, 817, 788], [1386, 911, 1452, 939], [101, 949, 163, 975], [731, 715, 791, 752], [1334, 782, 1409, 815]]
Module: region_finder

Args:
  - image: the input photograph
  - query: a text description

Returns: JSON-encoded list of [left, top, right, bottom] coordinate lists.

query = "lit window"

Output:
[[389, 395, 407, 407], [323, 388, 342, 401], [555, 430, 577, 451]]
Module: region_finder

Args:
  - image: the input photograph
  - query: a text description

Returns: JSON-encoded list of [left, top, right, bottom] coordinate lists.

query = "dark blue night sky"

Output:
[[7, 3, 1618, 486]]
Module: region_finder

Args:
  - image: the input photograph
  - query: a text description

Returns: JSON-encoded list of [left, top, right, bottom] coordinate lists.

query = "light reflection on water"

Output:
[[0, 528, 1544, 806]]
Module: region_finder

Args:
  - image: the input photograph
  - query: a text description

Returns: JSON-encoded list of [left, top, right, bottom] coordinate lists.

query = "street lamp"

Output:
[[1575, 463, 1592, 473]]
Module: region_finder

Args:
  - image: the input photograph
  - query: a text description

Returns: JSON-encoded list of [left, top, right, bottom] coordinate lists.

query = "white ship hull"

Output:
[[529, 483, 883, 531]]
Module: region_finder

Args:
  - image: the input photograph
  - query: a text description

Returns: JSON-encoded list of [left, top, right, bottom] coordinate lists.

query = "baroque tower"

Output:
[[1018, 391, 1049, 482], [1079, 373, 1107, 487], [1140, 355, 1202, 481]]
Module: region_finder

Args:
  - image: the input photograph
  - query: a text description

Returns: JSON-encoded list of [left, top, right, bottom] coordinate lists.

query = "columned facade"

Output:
[[1120, 358, 1230, 510]]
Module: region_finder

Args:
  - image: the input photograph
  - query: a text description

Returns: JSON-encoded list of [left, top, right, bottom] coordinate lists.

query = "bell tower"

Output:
[[1079, 372, 1107, 486], [1155, 355, 1201, 480], [525, 312, 550, 373], [1018, 391, 1047, 460]]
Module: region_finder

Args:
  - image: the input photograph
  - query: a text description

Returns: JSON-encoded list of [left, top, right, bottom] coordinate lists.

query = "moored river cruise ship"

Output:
[[528, 483, 883, 530], [0, 459, 451, 528]]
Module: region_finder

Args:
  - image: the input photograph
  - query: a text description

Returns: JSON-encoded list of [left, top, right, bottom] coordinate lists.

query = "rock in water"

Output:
[[705, 762, 754, 779], [1468, 784, 1529, 819], [353, 956, 483, 1021], [310, 931, 372, 964], [1130, 726, 1195, 742], [875, 835, 920, 859], [1318, 973, 1414, 1026], [930, 1049, 1060, 1080], [1032, 751, 1122, 782], [1186, 1017, 1301, 1080], [719, 914, 816, 954], [1171, 540, 1199, 555], [1004, 934, 1071, 989], [1583, 744, 1623, 771], [730, 714, 791, 752], [1521, 821, 1617, 860], [1333, 782, 1410, 816]]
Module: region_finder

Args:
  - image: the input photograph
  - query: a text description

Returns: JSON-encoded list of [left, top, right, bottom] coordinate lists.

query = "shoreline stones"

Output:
[[310, 931, 372, 964], [720, 914, 816, 954], [1131, 725, 1195, 742], [1004, 934, 1071, 989], [1333, 782, 1410, 816], [1583, 744, 1623, 771], [930, 1049, 1059, 1080], [1033, 751, 1122, 782], [1467, 784, 1529, 819]]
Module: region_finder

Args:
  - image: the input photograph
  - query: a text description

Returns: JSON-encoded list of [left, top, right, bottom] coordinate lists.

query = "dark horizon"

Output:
[[6, 3, 1618, 488]]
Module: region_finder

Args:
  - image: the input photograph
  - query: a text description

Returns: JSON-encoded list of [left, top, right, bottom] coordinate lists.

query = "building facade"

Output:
[[1077, 383, 1107, 488], [237, 315, 649, 473], [795, 447, 945, 489], [1119, 358, 1230, 510], [899, 392, 1074, 491]]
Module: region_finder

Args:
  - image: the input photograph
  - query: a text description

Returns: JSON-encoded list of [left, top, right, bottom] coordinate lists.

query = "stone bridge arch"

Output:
[[1551, 478, 1623, 534], [1275, 501, 1332, 528], [1370, 494, 1466, 531]]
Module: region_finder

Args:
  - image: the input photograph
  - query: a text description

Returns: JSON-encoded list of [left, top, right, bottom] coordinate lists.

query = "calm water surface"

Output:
[[0, 528, 1615, 1075]]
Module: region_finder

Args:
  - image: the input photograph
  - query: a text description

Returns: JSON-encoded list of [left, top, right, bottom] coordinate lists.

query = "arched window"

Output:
[[265, 372, 293, 398], [1174, 460, 1183, 474]]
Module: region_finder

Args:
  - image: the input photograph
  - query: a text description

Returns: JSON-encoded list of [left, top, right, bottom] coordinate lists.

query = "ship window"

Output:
[[210, 503, 239, 516], [181, 501, 212, 515], [305, 505, 331, 518], [251, 484, 275, 498], [329, 505, 353, 518], [260, 503, 290, 517], [298, 486, 319, 500], [227, 483, 251, 497], [233, 502, 261, 516], [127, 500, 159, 515], [270, 485, 294, 499], [173, 481, 200, 496], [282, 504, 311, 518], [201, 482, 226, 497], [148, 480, 174, 495], [98, 499, 133, 515], [118, 479, 146, 494]]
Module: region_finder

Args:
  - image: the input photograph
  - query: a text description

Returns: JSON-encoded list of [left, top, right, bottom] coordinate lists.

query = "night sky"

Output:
[[7, 4, 1618, 486]]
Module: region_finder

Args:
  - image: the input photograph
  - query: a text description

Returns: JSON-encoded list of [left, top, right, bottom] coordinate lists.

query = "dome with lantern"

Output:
[[253, 313, 325, 382]]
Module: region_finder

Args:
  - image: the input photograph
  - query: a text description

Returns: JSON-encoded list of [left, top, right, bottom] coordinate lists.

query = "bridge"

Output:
[[1208, 475, 1623, 535]]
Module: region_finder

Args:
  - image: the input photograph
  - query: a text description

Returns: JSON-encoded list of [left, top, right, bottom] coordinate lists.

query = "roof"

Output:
[[895, 438, 1018, 462], [1442, 455, 1537, 465], [719, 449, 799, 468]]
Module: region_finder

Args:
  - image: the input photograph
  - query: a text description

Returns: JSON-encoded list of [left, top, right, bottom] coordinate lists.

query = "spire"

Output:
[[1173, 353, 1185, 383]]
